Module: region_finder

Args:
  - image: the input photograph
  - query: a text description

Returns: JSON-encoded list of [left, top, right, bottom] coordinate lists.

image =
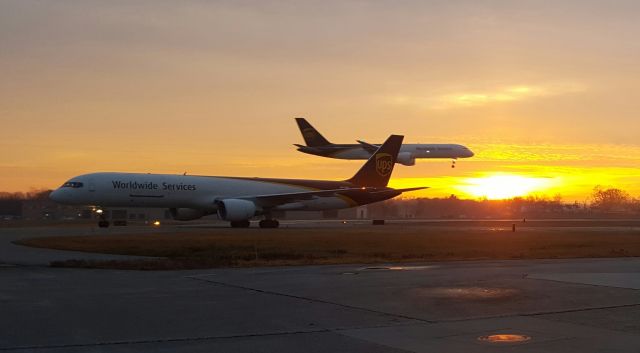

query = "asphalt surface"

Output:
[[1, 225, 639, 352]]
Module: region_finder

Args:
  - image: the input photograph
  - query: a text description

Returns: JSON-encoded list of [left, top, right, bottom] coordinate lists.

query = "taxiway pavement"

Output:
[[0, 226, 638, 352]]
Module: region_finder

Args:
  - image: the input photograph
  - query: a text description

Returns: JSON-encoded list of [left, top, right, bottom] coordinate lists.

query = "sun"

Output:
[[458, 174, 554, 200]]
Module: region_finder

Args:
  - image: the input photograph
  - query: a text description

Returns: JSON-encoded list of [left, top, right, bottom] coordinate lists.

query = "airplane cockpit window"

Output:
[[61, 182, 84, 188]]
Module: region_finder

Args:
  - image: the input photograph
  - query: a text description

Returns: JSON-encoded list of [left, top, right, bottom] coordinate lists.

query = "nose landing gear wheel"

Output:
[[230, 220, 251, 228], [259, 219, 279, 228]]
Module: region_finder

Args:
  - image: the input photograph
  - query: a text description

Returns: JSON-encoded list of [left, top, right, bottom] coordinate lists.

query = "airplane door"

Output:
[[88, 179, 96, 192]]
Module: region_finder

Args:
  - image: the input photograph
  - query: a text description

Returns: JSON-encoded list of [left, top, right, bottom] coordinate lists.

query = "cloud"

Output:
[[469, 142, 640, 163], [385, 83, 585, 110]]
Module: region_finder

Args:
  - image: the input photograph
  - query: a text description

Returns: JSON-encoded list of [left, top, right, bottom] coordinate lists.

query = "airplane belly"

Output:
[[333, 149, 370, 160]]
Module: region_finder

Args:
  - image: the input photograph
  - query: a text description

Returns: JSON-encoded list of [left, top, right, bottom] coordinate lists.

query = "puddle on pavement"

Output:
[[414, 286, 519, 300]]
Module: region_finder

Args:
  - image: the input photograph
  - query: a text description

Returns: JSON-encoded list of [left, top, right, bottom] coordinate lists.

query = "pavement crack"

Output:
[[433, 302, 640, 323], [187, 275, 434, 324], [525, 302, 640, 317], [0, 329, 329, 351], [0, 323, 431, 352]]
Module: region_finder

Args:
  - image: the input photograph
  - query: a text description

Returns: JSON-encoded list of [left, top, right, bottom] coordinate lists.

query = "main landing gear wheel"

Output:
[[259, 219, 280, 228], [230, 220, 251, 228], [98, 220, 110, 228]]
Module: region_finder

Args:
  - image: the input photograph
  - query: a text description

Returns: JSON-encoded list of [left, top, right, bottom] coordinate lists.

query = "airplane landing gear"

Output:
[[230, 220, 251, 228], [259, 219, 280, 228], [451, 159, 457, 168]]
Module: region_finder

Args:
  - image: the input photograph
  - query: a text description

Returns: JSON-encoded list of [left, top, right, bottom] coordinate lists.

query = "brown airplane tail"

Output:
[[295, 117, 332, 147], [346, 134, 404, 188]]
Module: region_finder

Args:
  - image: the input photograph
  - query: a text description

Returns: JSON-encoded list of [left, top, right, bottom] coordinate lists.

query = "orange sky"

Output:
[[2, 1, 640, 201]]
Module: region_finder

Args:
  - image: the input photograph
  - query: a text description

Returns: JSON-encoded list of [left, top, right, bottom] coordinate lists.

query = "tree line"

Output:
[[0, 189, 52, 201], [1, 186, 639, 219], [368, 186, 640, 219]]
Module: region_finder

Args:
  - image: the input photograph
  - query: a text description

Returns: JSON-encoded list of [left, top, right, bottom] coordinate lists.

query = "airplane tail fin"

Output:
[[346, 135, 404, 187], [295, 117, 331, 147]]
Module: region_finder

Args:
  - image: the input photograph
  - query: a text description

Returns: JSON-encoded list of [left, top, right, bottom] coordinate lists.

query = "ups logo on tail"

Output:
[[375, 153, 393, 176]]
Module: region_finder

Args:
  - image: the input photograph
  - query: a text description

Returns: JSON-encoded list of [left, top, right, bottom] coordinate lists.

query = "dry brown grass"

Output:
[[17, 225, 640, 270]]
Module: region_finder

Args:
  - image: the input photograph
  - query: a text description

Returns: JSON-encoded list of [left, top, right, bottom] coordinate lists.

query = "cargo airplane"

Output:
[[295, 118, 474, 167], [50, 135, 425, 228]]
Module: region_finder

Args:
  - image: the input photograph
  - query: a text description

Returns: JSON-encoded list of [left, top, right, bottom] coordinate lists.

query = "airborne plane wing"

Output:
[[356, 140, 381, 154]]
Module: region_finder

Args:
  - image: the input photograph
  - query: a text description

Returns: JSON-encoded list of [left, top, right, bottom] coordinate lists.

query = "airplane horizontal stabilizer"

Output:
[[390, 187, 429, 193], [367, 186, 428, 198]]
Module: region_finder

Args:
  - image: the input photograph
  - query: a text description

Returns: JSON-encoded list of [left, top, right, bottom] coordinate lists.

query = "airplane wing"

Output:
[[294, 144, 347, 151], [233, 186, 426, 208], [356, 140, 381, 154], [235, 188, 370, 208]]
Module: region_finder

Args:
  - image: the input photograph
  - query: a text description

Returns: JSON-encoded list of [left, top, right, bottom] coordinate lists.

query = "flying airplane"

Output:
[[50, 135, 426, 228], [294, 118, 474, 167]]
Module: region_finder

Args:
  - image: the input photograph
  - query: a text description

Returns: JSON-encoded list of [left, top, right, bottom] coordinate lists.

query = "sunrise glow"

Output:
[[457, 174, 557, 200], [0, 2, 639, 203]]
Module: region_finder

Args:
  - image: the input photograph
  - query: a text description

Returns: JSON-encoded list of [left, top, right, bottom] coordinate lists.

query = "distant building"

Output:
[[102, 208, 171, 223], [20, 197, 171, 223], [21, 198, 90, 220], [284, 206, 370, 220]]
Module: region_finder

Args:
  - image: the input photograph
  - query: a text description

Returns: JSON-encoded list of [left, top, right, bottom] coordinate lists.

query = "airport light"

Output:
[[153, 220, 161, 226], [95, 209, 103, 214], [478, 334, 531, 343]]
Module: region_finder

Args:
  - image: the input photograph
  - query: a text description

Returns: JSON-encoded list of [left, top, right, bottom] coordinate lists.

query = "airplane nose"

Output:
[[49, 189, 61, 202], [49, 189, 68, 203], [467, 150, 475, 157]]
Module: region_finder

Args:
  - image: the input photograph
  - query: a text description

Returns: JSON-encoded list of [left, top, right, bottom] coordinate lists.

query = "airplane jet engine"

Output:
[[216, 199, 257, 221], [396, 152, 416, 166]]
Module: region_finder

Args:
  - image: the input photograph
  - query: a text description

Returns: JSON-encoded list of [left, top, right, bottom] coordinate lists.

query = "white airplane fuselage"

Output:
[[329, 144, 473, 160], [50, 172, 361, 211]]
